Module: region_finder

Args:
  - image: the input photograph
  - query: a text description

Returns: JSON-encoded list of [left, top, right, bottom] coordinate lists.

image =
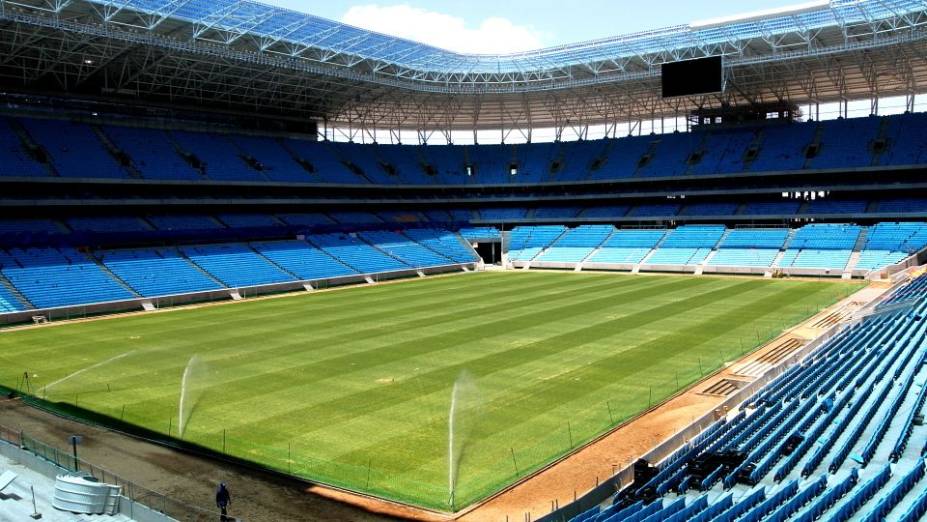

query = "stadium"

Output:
[[0, 0, 926, 521]]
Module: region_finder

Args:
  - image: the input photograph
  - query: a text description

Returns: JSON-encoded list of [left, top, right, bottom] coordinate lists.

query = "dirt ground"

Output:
[[0, 275, 894, 522], [0, 398, 393, 522]]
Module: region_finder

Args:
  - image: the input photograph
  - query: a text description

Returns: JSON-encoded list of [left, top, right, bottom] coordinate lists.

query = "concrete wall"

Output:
[[524, 260, 863, 278]]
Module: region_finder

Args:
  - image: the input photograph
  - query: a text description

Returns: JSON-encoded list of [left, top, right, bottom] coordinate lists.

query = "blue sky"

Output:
[[261, 1, 807, 53]]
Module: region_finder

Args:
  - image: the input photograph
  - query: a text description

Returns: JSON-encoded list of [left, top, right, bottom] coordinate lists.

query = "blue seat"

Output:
[[658, 225, 725, 248], [458, 227, 501, 241], [4, 248, 135, 308], [217, 214, 283, 229], [403, 229, 478, 263], [67, 217, 152, 233], [148, 215, 224, 231], [0, 118, 47, 178], [646, 248, 711, 265], [251, 241, 357, 281], [276, 213, 336, 228], [104, 125, 199, 180], [309, 233, 409, 274], [180, 244, 294, 287], [0, 219, 63, 236], [328, 211, 384, 225], [100, 248, 222, 297], [20, 118, 127, 179], [538, 225, 614, 263], [170, 130, 264, 182], [0, 283, 26, 312], [357, 230, 452, 268], [507, 226, 567, 261]]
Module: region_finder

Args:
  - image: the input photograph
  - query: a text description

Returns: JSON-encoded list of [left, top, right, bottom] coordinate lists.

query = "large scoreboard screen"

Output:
[[661, 56, 723, 98]]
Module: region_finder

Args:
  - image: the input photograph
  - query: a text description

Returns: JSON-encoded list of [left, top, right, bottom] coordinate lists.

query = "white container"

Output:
[[52, 474, 121, 515]]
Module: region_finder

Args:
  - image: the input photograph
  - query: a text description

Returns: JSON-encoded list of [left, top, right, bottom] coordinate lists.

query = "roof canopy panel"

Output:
[[39, 0, 927, 83]]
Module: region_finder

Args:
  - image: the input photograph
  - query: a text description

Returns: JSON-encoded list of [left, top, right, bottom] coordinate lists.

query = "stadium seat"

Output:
[[569, 275, 927, 522], [20, 118, 127, 179], [276, 213, 337, 228], [589, 229, 666, 264], [169, 130, 265, 182], [507, 226, 567, 261], [0, 282, 26, 312], [537, 225, 614, 263], [0, 219, 65, 236], [356, 230, 452, 268], [458, 227, 501, 241], [0, 117, 48, 178], [402, 229, 478, 263], [99, 248, 223, 297], [3, 248, 136, 308], [251, 240, 357, 281], [103, 125, 200, 180], [148, 215, 225, 231], [66, 216, 153, 233], [216, 214, 283, 229], [4, 112, 927, 186], [180, 243, 295, 287], [308, 233, 410, 274]]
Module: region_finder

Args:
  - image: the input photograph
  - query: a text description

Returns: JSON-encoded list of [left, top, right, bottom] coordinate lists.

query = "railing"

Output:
[[871, 245, 927, 281], [0, 422, 215, 521]]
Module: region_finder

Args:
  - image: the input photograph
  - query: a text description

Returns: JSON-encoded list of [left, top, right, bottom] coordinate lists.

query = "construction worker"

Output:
[[215, 482, 231, 521]]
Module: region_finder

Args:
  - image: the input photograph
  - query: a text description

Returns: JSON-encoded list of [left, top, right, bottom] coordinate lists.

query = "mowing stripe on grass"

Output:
[[362, 281, 834, 482], [48, 275, 666, 412], [330, 279, 773, 465], [0, 273, 859, 511], [24, 273, 605, 380], [98, 278, 676, 416], [213, 277, 714, 436]]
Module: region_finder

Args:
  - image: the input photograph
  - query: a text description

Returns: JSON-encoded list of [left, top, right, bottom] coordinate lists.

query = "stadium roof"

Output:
[[87, 0, 926, 80], [1, 0, 927, 138]]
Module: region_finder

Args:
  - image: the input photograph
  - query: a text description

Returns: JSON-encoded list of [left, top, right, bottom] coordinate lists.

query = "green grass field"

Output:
[[0, 272, 861, 510]]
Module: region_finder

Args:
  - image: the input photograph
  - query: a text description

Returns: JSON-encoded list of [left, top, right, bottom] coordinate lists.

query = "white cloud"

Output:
[[340, 4, 545, 54]]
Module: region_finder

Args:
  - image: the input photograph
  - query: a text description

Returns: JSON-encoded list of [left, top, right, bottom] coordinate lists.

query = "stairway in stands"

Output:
[[93, 126, 143, 179], [88, 253, 142, 298], [398, 230, 456, 265], [8, 119, 59, 177], [0, 272, 33, 310], [843, 227, 869, 276], [576, 228, 617, 271], [175, 248, 228, 288], [357, 233, 416, 269], [246, 243, 301, 281], [637, 229, 671, 265], [770, 228, 798, 270]]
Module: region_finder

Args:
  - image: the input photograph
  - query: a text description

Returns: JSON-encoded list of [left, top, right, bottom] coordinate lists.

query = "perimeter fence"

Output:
[[0, 422, 215, 521]]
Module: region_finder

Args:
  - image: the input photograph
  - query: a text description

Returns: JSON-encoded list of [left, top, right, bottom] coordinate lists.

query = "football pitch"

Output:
[[0, 272, 861, 510]]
